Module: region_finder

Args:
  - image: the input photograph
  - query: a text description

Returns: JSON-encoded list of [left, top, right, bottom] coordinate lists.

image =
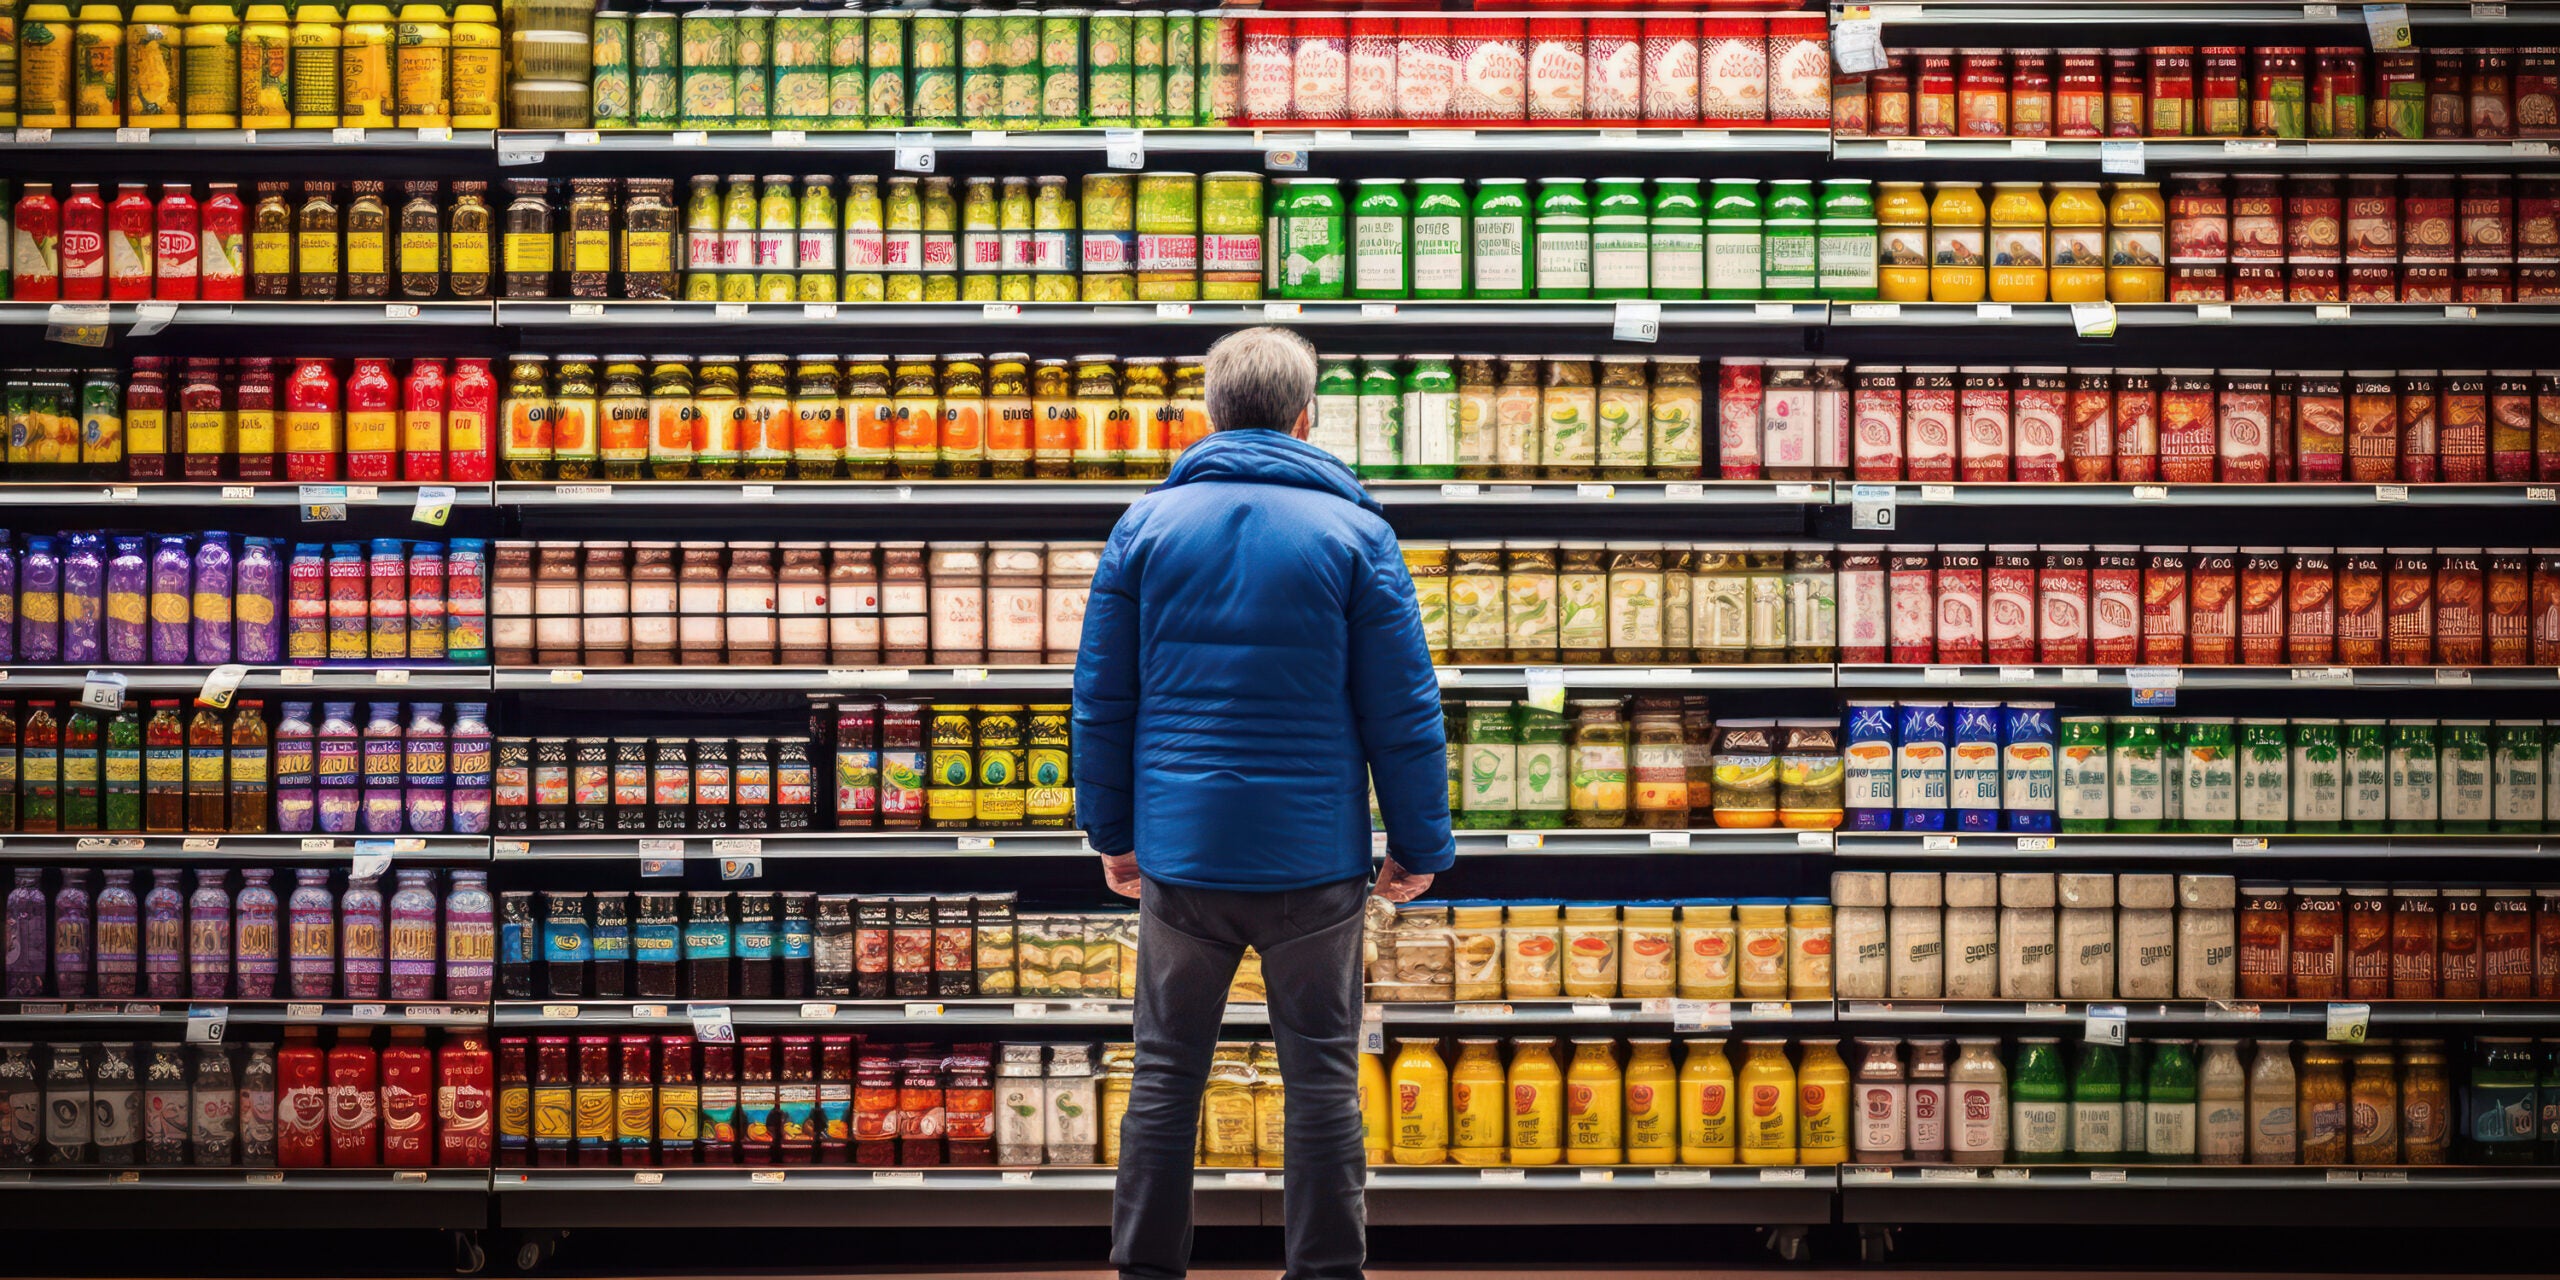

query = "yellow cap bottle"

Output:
[[1796, 1037, 1853, 1166], [337, 2, 395, 126], [289, 3, 342, 127], [1678, 1038, 1736, 1165], [393, 2, 449, 126], [1448, 1038, 1507, 1167], [1357, 1050, 1388, 1166], [1738, 1038, 1799, 1165], [1505, 1035, 1564, 1166], [72, 3, 125, 128], [120, 3, 183, 128], [1388, 1038, 1448, 1166], [237, 3, 291, 128], [1624, 1037, 1678, 1165], [181, 3, 240, 127], [1564, 1037, 1625, 1166], [19, 4, 81, 129], [447, 2, 499, 128]]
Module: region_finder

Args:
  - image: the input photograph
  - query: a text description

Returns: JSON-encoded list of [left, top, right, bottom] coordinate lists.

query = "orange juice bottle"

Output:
[[1624, 1038, 1677, 1165], [1738, 1038, 1799, 1165], [1680, 1038, 1737, 1165], [1987, 181, 2050, 304], [1876, 181, 1932, 303], [1450, 1038, 1508, 1166], [2106, 180, 2166, 303], [1389, 1038, 1448, 1165], [1507, 1036, 1565, 1166], [1927, 181, 1988, 304], [1358, 1050, 1388, 1165], [1565, 1038, 1624, 1166], [1797, 1038, 1852, 1166], [2048, 181, 2109, 303]]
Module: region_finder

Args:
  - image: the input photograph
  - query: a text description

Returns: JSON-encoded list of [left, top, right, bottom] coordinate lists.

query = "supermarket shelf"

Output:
[[1837, 0, 2559, 25], [492, 998, 1832, 1030], [0, 1170, 491, 1230], [0, 999, 485, 1026], [1834, 663, 2558, 691], [0, 664, 492, 693], [498, 663, 1837, 693], [0, 833, 491, 861], [493, 479, 1834, 508], [1434, 664, 1835, 690], [1834, 833, 2555, 859], [5, 126, 494, 149], [493, 300, 1830, 328], [495, 126, 1836, 155], [1831, 999, 2560, 1029], [1832, 138, 2558, 164], [1830, 302, 2560, 327], [0, 302, 493, 326], [1370, 480, 1831, 505], [492, 827, 1825, 860], [1847, 481, 2558, 507], [0, 481, 494, 508], [1838, 1164, 2560, 1227]]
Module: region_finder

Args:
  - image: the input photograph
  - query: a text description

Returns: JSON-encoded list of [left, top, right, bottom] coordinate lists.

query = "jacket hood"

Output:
[[1157, 429, 1383, 516]]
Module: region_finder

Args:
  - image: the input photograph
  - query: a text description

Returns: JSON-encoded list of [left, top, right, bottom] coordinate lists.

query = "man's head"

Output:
[[1203, 326, 1318, 438]]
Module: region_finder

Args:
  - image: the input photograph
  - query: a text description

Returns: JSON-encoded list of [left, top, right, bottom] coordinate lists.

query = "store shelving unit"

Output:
[[491, 998, 1832, 1030], [1836, 833, 2556, 860], [0, 664, 493, 692], [0, 833, 492, 861], [1837, 1164, 2560, 1227], [1834, 664, 2560, 691], [0, 302, 495, 326], [494, 125, 1838, 157], [0, 999, 487, 1026], [0, 1169, 493, 1231], [491, 300, 1832, 328]]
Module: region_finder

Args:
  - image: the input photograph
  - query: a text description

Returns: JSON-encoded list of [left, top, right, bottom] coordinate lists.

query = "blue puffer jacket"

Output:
[[1072, 428, 1454, 892]]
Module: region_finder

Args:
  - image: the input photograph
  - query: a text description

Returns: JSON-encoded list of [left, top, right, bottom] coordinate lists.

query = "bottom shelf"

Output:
[[0, 1169, 491, 1229], [1840, 1163, 2556, 1226]]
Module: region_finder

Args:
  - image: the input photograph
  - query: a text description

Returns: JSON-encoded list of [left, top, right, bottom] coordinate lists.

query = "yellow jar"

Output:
[[1560, 902, 1621, 999], [1565, 1038, 1624, 1166], [121, 3, 182, 127], [180, 1, 237, 125], [72, 4, 123, 127], [289, 3, 342, 126], [1389, 1038, 1448, 1165], [1678, 900, 1737, 999], [1927, 181, 1987, 303], [1450, 902, 1505, 1001], [1796, 1038, 1851, 1166], [1875, 180, 1931, 304], [337, 1, 395, 126], [1618, 902, 1676, 1000], [2047, 180, 2108, 303], [1449, 1038, 1508, 1166], [1200, 1043, 1258, 1168], [236, 2, 290, 127], [1357, 1050, 1388, 1165], [1099, 1043, 1134, 1166], [392, 2, 448, 125], [1987, 181, 2049, 304], [1735, 898, 1791, 1001], [1624, 1038, 1677, 1165], [1679, 1038, 1736, 1164], [1506, 1037, 1565, 1166], [1788, 900, 1834, 1001], [448, 2, 498, 127], [1503, 903, 1564, 999], [1737, 1039, 1798, 1165], [1249, 1043, 1285, 1169], [21, 3, 81, 128], [2106, 180, 2166, 303]]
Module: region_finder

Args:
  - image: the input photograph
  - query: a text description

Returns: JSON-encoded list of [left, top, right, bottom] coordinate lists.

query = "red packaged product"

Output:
[[2399, 370, 2440, 483], [1239, 16, 1294, 123], [1985, 546, 2038, 665], [2113, 369, 2160, 482], [1765, 15, 1830, 128], [2336, 549, 2386, 665], [60, 183, 107, 300], [2346, 263, 2400, 303], [2065, 367, 2115, 481], [1525, 17, 1586, 123], [2105, 49, 2145, 138], [2485, 891, 2535, 999], [2170, 262, 2230, 302], [2009, 48, 2054, 138], [2346, 370, 2400, 481], [2036, 546, 2091, 665], [2140, 547, 2191, 665], [1347, 16, 1397, 124], [2437, 370, 2491, 482], [1852, 365, 1906, 480], [2403, 261, 2455, 302], [327, 1031, 381, 1167], [2268, 374, 2294, 482], [1700, 16, 1769, 125], [2229, 261, 2284, 303], [12, 184, 62, 300], [2285, 260, 2342, 303], [285, 355, 342, 483], [1957, 50, 2007, 137], [1889, 547, 1938, 664], [2488, 370, 2534, 481], [2238, 548, 2288, 667], [2384, 548, 2437, 666], [278, 1027, 330, 1168], [154, 184, 201, 301], [107, 183, 155, 301], [2476, 49, 2519, 134], [1717, 357, 1764, 479], [2287, 547, 2337, 665], [1957, 365, 2012, 482], [2056, 49, 2104, 137], [2434, 548, 2487, 666], [2251, 46, 2307, 138], [1903, 365, 1958, 481], [2157, 368, 2218, 484], [2188, 547, 2239, 664], [200, 182, 247, 301], [1640, 18, 1702, 123], [1915, 49, 1957, 137], [1866, 53, 1914, 136], [1290, 17, 1350, 122], [1394, 17, 1454, 123], [2167, 173, 2229, 263], [2344, 174, 2398, 261], [2403, 174, 2459, 262], [1585, 17, 1641, 123], [2228, 174, 2283, 261], [2541, 372, 2560, 480], [380, 1027, 435, 1167], [1451, 17, 1527, 124], [2216, 370, 2273, 483], [2090, 546, 2143, 665], [2485, 550, 2532, 666], [1933, 545, 1987, 663], [2461, 174, 2515, 266], [403, 359, 449, 482], [1841, 545, 1889, 663], [344, 356, 400, 483], [2287, 172, 2343, 260], [437, 1031, 495, 1168], [2530, 552, 2560, 664], [2012, 366, 2068, 483], [2459, 262, 2514, 303], [2148, 46, 2197, 135], [2427, 49, 2469, 139], [2292, 371, 2347, 482], [446, 356, 498, 483]]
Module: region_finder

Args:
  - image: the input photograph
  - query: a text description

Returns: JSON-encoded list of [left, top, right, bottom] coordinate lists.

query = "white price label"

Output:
[[1505, 832, 1544, 849], [15, 128, 51, 143], [1477, 1167, 1526, 1183], [497, 146, 547, 165], [1576, 483, 1615, 499], [2435, 668, 2473, 686], [755, 1170, 792, 1183], [2305, 2, 2340, 14], [45, 303, 111, 347], [1263, 302, 1304, 319], [634, 1170, 664, 1184], [332, 127, 366, 143], [2364, 3, 2412, 47], [2232, 837, 2270, 851], [2223, 139, 2280, 154], [1999, 666, 2037, 683], [116, 126, 151, 143], [2100, 140, 2145, 175], [741, 484, 775, 499], [183, 838, 220, 851], [1104, 128, 1144, 169], [2475, 1, 2509, 15], [542, 1004, 579, 1019], [1848, 302, 1901, 320], [1011, 1002, 1048, 1019], [2315, 303, 2353, 321], [1977, 303, 2013, 319], [128, 301, 179, 336], [1754, 302, 1797, 319], [980, 303, 1021, 319], [1796, 829, 1833, 849], [1360, 302, 1398, 317], [374, 668, 410, 685], [1886, 138, 1927, 155], [195, 664, 249, 710], [2085, 1004, 2129, 1045], [1360, 1015, 1385, 1055], [1922, 835, 1959, 851], [2326, 1002, 2371, 1043], [895, 140, 936, 172], [1759, 1167, 1808, 1183], [2016, 836, 2055, 851], [1924, 666, 1963, 684], [2444, 305, 2477, 320], [384, 303, 421, 319], [906, 1003, 945, 1019], [1263, 148, 1309, 172], [1579, 1169, 1615, 1183], [970, 129, 1007, 145], [1155, 302, 1193, 318], [548, 668, 585, 684], [1665, 482, 1705, 499], [2007, 138, 2046, 155], [1611, 300, 1662, 343], [800, 1004, 839, 1020], [689, 1005, 735, 1043], [81, 671, 128, 712], [351, 842, 395, 879], [802, 303, 838, 320], [714, 302, 751, 318], [411, 485, 456, 526], [719, 857, 764, 881], [2375, 484, 2410, 503], [1921, 483, 1955, 502], [1832, 18, 1886, 72], [1673, 1000, 1731, 1033], [1223, 1170, 1269, 1186], [2070, 300, 2118, 338], [1649, 830, 1691, 849], [568, 303, 606, 317], [1522, 667, 1567, 714], [186, 1006, 229, 1044], [2194, 302, 2234, 322], [957, 835, 996, 851], [1439, 483, 1481, 500]]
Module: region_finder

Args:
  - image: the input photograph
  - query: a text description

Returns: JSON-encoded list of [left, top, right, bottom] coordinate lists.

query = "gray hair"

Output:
[[1203, 326, 1318, 433]]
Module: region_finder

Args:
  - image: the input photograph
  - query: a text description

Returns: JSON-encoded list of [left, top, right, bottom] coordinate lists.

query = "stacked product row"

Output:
[[1843, 705, 2558, 836], [0, 701, 494, 836], [824, 699, 1075, 831], [1438, 698, 1845, 831], [0, 532, 487, 666], [1364, 897, 1831, 1003], [0, 1029, 495, 1168], [492, 732, 823, 834], [2236, 882, 2558, 1001], [4, 865, 497, 1001]]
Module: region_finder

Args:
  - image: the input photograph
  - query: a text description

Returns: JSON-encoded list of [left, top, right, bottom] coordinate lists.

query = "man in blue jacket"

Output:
[[1075, 327, 1453, 1280]]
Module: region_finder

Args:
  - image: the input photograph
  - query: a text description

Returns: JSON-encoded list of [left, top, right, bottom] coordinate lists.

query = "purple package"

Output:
[[327, 543, 367, 662], [315, 703, 360, 834], [361, 702, 405, 835], [59, 534, 104, 665], [106, 536, 149, 664], [51, 867, 93, 999], [231, 868, 278, 998], [449, 703, 492, 835], [191, 532, 235, 665], [406, 543, 447, 662], [272, 702, 317, 834], [284, 868, 335, 1000], [387, 869, 440, 1000], [234, 538, 283, 664], [150, 535, 193, 664], [338, 874, 384, 1000], [0, 531, 17, 662], [287, 543, 327, 664], [18, 536, 61, 664], [141, 869, 185, 999], [187, 868, 231, 1000], [404, 704, 449, 834], [92, 869, 138, 998], [5, 867, 47, 996], [441, 869, 494, 1002]]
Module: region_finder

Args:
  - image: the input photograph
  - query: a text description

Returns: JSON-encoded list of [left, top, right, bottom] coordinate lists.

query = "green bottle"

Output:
[[1648, 178, 1705, 301], [2290, 719, 2344, 833], [2122, 1040, 2149, 1159], [103, 709, 144, 833], [1513, 705, 1568, 830], [1761, 179, 1818, 301], [1350, 178, 1409, 301], [1310, 354, 1361, 470], [2236, 718, 2291, 834], [1705, 178, 1763, 301], [2070, 1042, 2124, 1158], [1410, 179, 1469, 300], [1469, 178, 1533, 299], [1590, 177, 1649, 301], [1355, 358, 1402, 481], [1274, 178, 1345, 301], [2145, 1040, 2198, 1163], [1532, 178, 1591, 301], [1817, 178, 1880, 302], [1459, 701, 1518, 829], [1400, 356, 1457, 480], [2108, 716, 2165, 835], [2343, 719, 2389, 832], [2010, 1037, 2068, 1163]]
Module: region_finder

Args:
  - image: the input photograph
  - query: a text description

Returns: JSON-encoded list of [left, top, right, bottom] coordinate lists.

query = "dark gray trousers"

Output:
[[1110, 874, 1370, 1280]]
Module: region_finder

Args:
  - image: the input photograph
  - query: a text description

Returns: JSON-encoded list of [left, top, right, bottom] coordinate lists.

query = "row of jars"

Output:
[[1404, 544, 1840, 666], [1879, 178, 2161, 305], [1367, 899, 1833, 1003]]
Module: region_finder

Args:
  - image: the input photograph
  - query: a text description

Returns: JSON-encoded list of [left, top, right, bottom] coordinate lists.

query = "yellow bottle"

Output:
[[20, 3, 80, 128], [2106, 180, 2167, 304], [1738, 1038, 1798, 1165], [447, 1, 498, 127], [1565, 1038, 1623, 1166], [1624, 1038, 1677, 1165], [288, 3, 341, 126], [237, 3, 290, 127], [1875, 180, 1931, 305], [1679, 1038, 1736, 1165], [1987, 181, 2050, 304], [1388, 1038, 1448, 1166], [1357, 1051, 1388, 1166], [392, 2, 448, 126], [1796, 1038, 1851, 1167], [337, 2, 394, 126], [1249, 1043, 1285, 1169], [1927, 181, 1988, 304], [1449, 1038, 1508, 1167], [2047, 180, 2108, 304], [181, 2, 238, 126], [120, 3, 181, 127], [72, 4, 123, 128], [1199, 1043, 1258, 1168], [1506, 1036, 1564, 1167]]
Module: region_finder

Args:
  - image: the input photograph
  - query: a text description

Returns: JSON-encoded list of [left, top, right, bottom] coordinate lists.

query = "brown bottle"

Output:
[[776, 543, 829, 666], [143, 701, 185, 833], [344, 180, 392, 299], [229, 700, 270, 834], [186, 707, 229, 833], [532, 541, 583, 668], [880, 543, 928, 665], [296, 181, 342, 300], [580, 542, 632, 667], [252, 182, 296, 299], [677, 543, 728, 665]]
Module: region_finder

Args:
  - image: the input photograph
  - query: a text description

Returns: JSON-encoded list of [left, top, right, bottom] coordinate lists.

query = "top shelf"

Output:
[[1843, 0, 2560, 24]]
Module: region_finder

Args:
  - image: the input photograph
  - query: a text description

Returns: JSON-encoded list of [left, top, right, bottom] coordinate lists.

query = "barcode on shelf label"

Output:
[[1758, 1167, 1807, 1183], [1650, 831, 1691, 848], [957, 835, 996, 851], [1578, 1169, 1614, 1183], [2016, 836, 2055, 851], [2291, 666, 2353, 682], [1478, 1168, 1526, 1183], [555, 484, 612, 499], [800, 1004, 838, 1020], [2376, 484, 2410, 502], [2528, 487, 2558, 503], [1505, 832, 1543, 849], [906, 1003, 945, 1018], [1796, 830, 1833, 849]]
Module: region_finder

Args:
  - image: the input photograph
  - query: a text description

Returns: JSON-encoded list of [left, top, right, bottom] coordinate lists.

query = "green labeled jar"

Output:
[[1590, 177, 1649, 301], [1533, 178, 1592, 300], [2056, 715, 2110, 833], [2439, 719, 2493, 834], [1705, 178, 1763, 301], [1351, 178, 1409, 301], [1274, 178, 1345, 300], [1461, 701, 1520, 829], [2107, 715, 2165, 834], [2388, 719, 2440, 833], [1648, 178, 1705, 301], [1410, 179, 1469, 300], [2289, 718, 2343, 833], [2235, 718, 2290, 835], [1469, 178, 1533, 299], [1401, 356, 1457, 481], [2343, 719, 2389, 833], [1514, 705, 1569, 829], [1816, 178, 1879, 301], [1310, 354, 1360, 470], [1356, 357, 1402, 481], [1761, 179, 1818, 301]]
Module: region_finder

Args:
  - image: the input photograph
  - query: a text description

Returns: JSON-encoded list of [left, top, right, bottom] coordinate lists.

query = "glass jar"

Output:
[[1597, 355, 1653, 482], [1605, 542, 1665, 665], [1561, 902, 1622, 998], [1712, 719, 1780, 829], [396, 180, 444, 299], [2107, 181, 2167, 303], [296, 181, 342, 300], [1450, 902, 1505, 1001], [549, 355, 600, 482], [1557, 541, 1608, 665], [1495, 357, 1542, 479], [1401, 542, 1451, 665], [843, 355, 892, 482], [740, 354, 793, 480], [1455, 355, 1500, 480], [1678, 901, 1738, 998], [1566, 699, 1629, 828], [598, 357, 649, 482], [2048, 181, 2108, 302], [1631, 702, 1689, 829], [889, 354, 943, 480], [691, 357, 742, 480], [1649, 356, 1705, 479], [501, 176, 555, 299], [1735, 898, 1791, 1000], [500, 355, 551, 482], [1515, 705, 1568, 831], [938, 353, 989, 480], [792, 356, 844, 481], [446, 180, 494, 300], [1502, 541, 1559, 665], [1448, 541, 1505, 665], [1504, 903, 1565, 998], [1928, 181, 1987, 303], [1072, 356, 1124, 479], [1619, 902, 1676, 999], [1539, 357, 1597, 480], [621, 177, 680, 301], [1987, 181, 2049, 304]]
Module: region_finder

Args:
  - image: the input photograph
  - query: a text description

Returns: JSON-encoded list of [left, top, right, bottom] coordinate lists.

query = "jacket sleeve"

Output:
[[1071, 516, 1143, 856], [1347, 522, 1456, 875]]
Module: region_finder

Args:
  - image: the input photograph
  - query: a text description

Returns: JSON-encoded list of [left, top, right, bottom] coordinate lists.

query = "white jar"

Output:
[[2056, 872, 2116, 1000]]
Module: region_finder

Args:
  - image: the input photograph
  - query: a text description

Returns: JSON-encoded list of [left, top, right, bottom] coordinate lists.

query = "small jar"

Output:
[[1560, 902, 1622, 999], [1504, 903, 1565, 999], [502, 176, 556, 299], [1677, 900, 1737, 999], [1449, 902, 1505, 1001], [1618, 902, 1676, 999], [1831, 872, 1889, 1000], [1734, 898, 1790, 1001], [1566, 699, 1628, 829], [620, 177, 680, 301]]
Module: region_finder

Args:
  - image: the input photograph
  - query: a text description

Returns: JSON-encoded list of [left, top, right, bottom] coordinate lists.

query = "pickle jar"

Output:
[[1502, 540, 1560, 665], [1072, 356, 1125, 479], [501, 176, 556, 299], [987, 353, 1033, 480], [1567, 699, 1630, 829], [692, 356, 744, 480], [397, 179, 444, 300], [1558, 541, 1609, 664], [550, 355, 602, 481], [446, 180, 495, 300], [843, 354, 893, 481], [501, 354, 553, 481], [742, 355, 795, 480], [938, 353, 989, 479], [646, 355, 698, 480], [1448, 540, 1506, 665], [1605, 541, 1666, 665], [621, 177, 681, 301], [792, 355, 844, 481], [1030, 358, 1075, 480], [1631, 703, 1690, 830], [889, 354, 943, 480], [1119, 357, 1171, 481], [599, 355, 650, 481]]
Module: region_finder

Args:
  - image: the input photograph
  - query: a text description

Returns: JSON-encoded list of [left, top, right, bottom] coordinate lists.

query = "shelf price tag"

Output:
[[2375, 484, 2409, 503], [1504, 832, 1544, 849], [719, 856, 764, 881], [351, 841, 395, 879], [2364, 3, 2412, 48], [1104, 129, 1145, 169], [129, 301, 179, 337], [2084, 1004, 2128, 1045], [46, 303, 112, 348], [1263, 147, 1309, 172], [1476, 1168, 1525, 1183], [688, 1005, 735, 1043], [1359, 1010, 1384, 1055], [81, 671, 128, 712], [1673, 1000, 1731, 1033], [1649, 830, 1691, 848], [2126, 666, 2182, 708], [894, 137, 936, 172], [1832, 18, 1886, 72], [194, 664, 249, 710], [2326, 1002, 2371, 1043], [186, 1006, 229, 1044], [1611, 301, 1662, 343], [1522, 667, 1567, 714], [2100, 140, 2145, 174], [411, 485, 456, 527], [2069, 300, 2118, 338], [640, 856, 685, 878], [1851, 483, 1897, 531]]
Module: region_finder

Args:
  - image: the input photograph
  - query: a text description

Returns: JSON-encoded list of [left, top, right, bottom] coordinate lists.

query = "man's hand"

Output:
[[1373, 856, 1434, 903], [1100, 852, 1143, 899]]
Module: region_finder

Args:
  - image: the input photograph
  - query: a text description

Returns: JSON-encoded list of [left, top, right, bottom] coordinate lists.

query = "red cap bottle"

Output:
[[380, 1025, 434, 1166], [344, 357, 400, 482], [62, 183, 110, 300], [276, 1025, 329, 1167], [13, 184, 62, 301], [438, 1030, 495, 1168], [284, 357, 343, 482], [107, 182, 155, 300], [532, 1034, 572, 1166], [201, 183, 247, 301], [495, 1034, 531, 1167], [657, 1034, 699, 1167], [155, 184, 202, 301], [326, 1028, 381, 1166], [446, 358, 497, 483], [403, 359, 450, 482]]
